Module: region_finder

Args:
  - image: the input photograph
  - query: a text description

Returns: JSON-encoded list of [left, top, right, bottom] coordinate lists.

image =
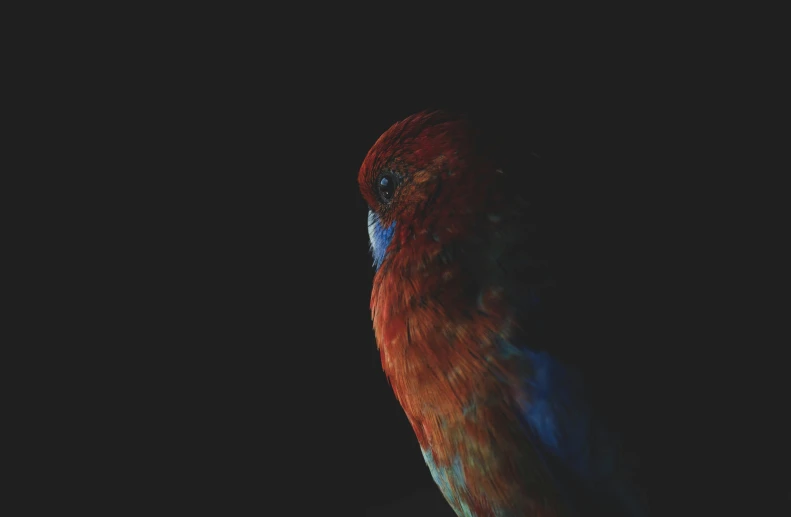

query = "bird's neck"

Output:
[[372, 238, 519, 416]]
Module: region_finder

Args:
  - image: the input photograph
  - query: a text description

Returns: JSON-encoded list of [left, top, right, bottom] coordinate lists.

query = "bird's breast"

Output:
[[371, 245, 571, 516]]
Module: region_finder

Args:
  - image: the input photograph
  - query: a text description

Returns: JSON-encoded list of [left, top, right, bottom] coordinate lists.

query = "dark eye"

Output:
[[377, 173, 396, 202]]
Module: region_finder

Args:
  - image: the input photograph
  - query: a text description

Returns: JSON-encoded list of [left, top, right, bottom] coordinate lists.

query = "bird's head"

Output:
[[358, 110, 496, 270]]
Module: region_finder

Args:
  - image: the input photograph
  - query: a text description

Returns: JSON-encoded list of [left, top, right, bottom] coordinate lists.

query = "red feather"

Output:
[[359, 111, 569, 516]]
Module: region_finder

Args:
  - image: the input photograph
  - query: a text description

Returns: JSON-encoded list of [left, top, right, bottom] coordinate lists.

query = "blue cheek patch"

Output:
[[367, 210, 396, 270]]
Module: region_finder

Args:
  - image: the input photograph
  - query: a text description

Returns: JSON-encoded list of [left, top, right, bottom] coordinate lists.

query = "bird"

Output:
[[358, 110, 649, 517]]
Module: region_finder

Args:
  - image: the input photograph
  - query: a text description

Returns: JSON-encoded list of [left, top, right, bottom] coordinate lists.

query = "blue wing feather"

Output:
[[511, 343, 649, 517]]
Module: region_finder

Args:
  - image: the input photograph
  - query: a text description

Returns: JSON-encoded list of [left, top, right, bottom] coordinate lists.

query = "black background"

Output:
[[32, 20, 786, 516]]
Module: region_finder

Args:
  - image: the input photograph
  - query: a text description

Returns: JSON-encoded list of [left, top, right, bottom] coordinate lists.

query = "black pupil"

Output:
[[378, 175, 394, 200]]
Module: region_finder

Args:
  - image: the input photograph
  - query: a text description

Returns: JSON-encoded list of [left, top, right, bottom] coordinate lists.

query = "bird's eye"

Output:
[[377, 173, 396, 202]]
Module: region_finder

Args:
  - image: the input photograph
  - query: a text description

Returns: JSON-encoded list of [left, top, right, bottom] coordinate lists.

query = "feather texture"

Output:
[[359, 111, 648, 517]]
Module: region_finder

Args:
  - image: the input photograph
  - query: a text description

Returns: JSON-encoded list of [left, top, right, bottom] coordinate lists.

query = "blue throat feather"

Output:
[[367, 209, 395, 270]]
